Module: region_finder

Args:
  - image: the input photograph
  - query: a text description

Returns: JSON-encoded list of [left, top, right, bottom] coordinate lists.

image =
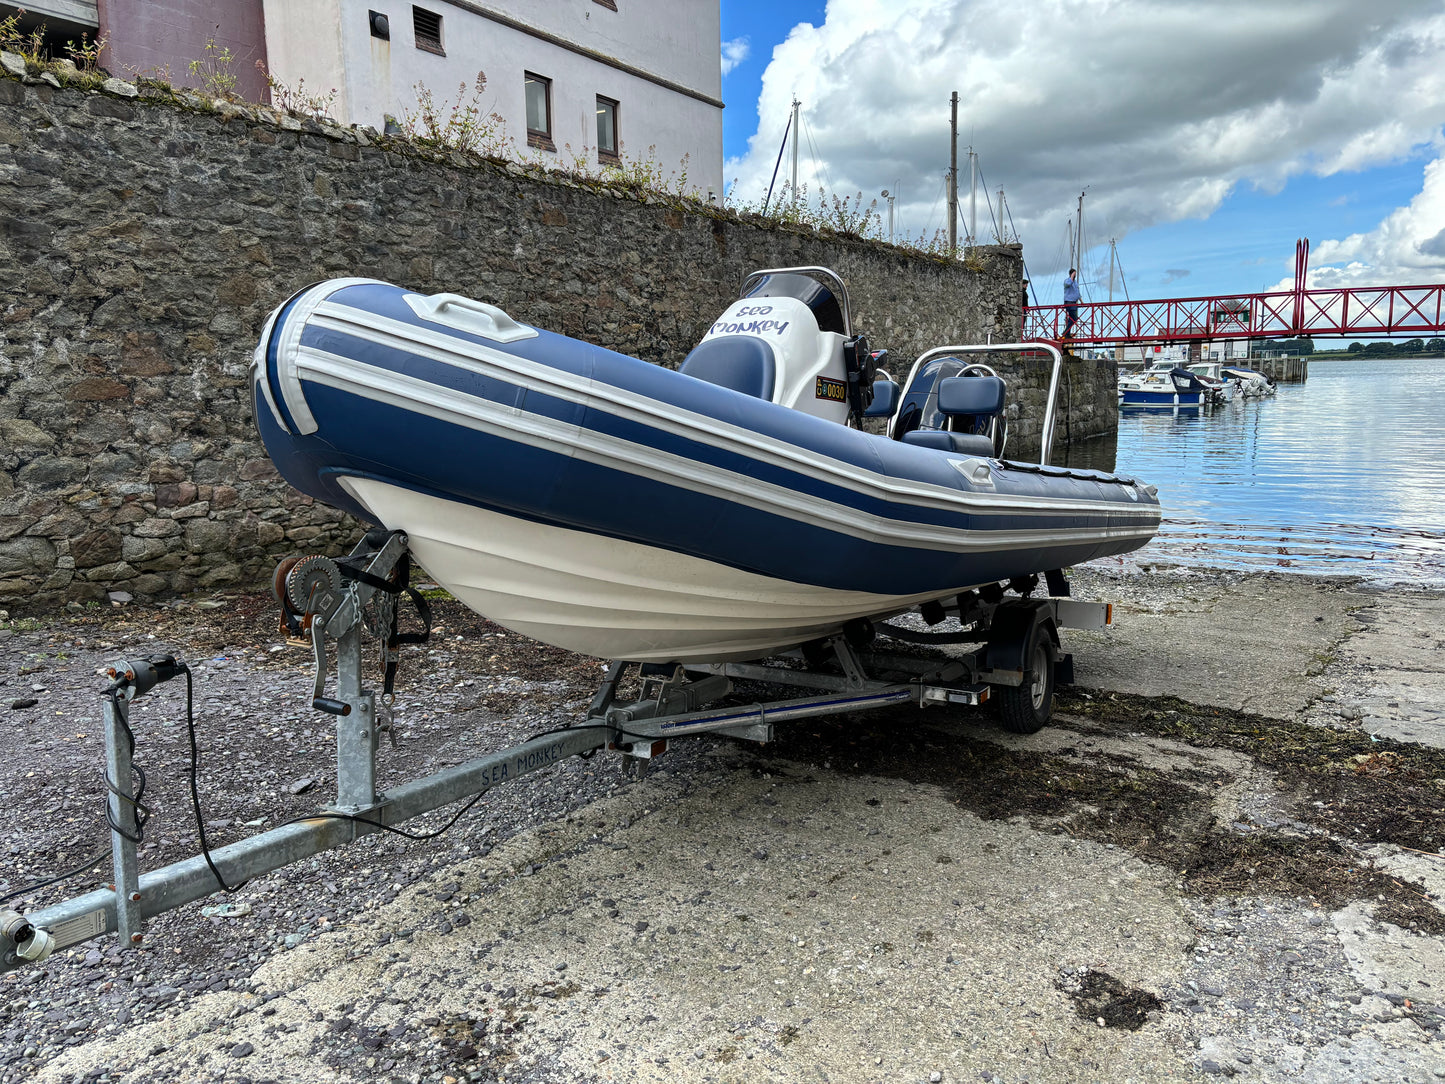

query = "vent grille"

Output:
[[413, 7, 443, 53]]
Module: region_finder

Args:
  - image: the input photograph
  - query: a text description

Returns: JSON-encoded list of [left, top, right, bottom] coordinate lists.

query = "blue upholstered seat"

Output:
[[938, 375, 1005, 415], [679, 337, 777, 400], [901, 429, 998, 456]]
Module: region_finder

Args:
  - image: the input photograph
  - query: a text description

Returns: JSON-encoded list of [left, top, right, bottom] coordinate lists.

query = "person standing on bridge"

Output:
[[1063, 269, 1081, 338]]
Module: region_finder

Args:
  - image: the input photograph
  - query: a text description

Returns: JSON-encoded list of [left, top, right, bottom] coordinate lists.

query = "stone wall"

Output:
[[0, 68, 1115, 611]]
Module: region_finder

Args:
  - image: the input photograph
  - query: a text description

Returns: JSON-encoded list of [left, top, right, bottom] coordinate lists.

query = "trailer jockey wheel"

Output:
[[996, 627, 1055, 734]]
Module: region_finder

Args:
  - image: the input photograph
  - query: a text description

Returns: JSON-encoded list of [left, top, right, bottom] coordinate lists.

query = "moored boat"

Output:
[[1183, 361, 1234, 403], [252, 268, 1161, 663], [1118, 364, 1210, 409], [1222, 366, 1277, 397]]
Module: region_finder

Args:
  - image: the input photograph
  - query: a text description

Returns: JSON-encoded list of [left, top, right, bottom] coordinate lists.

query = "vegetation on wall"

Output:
[[0, 15, 973, 262]]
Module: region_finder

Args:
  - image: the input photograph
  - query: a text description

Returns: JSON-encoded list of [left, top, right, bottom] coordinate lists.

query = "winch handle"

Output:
[[405, 293, 536, 343]]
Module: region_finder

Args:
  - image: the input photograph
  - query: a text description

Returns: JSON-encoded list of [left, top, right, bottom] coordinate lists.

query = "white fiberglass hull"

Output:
[[342, 477, 943, 663]]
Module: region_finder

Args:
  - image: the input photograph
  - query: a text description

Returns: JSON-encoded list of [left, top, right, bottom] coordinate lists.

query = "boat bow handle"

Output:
[[405, 292, 539, 344]]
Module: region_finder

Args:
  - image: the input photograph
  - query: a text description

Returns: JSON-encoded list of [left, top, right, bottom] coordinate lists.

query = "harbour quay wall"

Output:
[[0, 71, 1115, 611], [1253, 356, 1308, 383]]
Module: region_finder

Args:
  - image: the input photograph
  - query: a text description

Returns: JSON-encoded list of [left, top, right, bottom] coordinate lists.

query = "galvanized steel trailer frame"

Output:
[[0, 531, 1109, 972]]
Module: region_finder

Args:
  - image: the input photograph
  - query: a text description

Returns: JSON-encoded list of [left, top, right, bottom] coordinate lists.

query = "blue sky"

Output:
[[717, 1, 1445, 315]]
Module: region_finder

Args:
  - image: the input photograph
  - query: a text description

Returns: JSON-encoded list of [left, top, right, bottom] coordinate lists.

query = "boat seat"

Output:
[[678, 337, 777, 400], [938, 374, 1005, 416], [901, 429, 997, 457]]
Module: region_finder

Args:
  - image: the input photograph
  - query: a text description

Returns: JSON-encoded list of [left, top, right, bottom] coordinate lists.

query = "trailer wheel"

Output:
[[996, 631, 1054, 734]]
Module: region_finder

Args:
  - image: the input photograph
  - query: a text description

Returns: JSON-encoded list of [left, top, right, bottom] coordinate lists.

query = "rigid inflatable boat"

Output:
[[252, 267, 1160, 662]]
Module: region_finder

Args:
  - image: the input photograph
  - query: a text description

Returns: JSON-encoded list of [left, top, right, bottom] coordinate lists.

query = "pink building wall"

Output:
[[97, 0, 268, 102]]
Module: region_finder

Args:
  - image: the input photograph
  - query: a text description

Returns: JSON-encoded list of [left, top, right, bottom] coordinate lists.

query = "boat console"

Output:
[[892, 356, 1010, 458], [680, 266, 876, 423]]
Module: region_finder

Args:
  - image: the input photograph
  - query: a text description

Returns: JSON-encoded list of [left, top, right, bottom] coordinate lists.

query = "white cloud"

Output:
[[723, 0, 1445, 279], [1286, 154, 1445, 288], [721, 36, 750, 77]]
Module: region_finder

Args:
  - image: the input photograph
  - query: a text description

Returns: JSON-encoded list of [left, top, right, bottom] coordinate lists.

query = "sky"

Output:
[[716, 0, 1445, 312]]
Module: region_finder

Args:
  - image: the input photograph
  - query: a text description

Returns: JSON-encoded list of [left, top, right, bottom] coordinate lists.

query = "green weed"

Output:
[[187, 36, 237, 99]]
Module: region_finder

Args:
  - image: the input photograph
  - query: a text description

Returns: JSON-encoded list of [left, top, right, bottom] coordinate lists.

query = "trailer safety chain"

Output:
[[334, 541, 432, 700]]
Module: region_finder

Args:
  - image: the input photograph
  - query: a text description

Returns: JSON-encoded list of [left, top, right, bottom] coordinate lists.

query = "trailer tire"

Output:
[[996, 630, 1055, 734]]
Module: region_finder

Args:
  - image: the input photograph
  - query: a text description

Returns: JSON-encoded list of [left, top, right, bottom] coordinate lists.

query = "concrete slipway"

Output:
[[4, 565, 1444, 1084]]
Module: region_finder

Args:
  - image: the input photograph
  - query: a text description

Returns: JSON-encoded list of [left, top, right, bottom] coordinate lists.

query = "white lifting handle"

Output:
[[404, 292, 538, 343]]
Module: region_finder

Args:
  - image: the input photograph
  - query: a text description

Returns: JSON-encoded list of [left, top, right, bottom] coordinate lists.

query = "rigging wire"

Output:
[[919, 173, 947, 245], [799, 110, 832, 196], [975, 165, 1004, 246], [1077, 210, 1094, 303], [1005, 203, 1038, 306]]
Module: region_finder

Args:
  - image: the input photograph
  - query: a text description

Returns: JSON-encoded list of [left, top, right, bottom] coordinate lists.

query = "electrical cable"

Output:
[[278, 794, 490, 843], [99, 685, 151, 844], [182, 664, 245, 893], [1, 682, 155, 906], [1, 615, 684, 911], [3, 641, 737, 908], [270, 722, 660, 843], [0, 848, 110, 906]]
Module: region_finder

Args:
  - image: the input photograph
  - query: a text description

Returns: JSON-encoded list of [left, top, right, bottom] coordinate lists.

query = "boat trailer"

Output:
[[1, 530, 1112, 973]]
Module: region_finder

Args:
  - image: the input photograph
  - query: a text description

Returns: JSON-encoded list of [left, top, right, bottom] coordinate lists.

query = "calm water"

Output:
[[1064, 357, 1445, 586]]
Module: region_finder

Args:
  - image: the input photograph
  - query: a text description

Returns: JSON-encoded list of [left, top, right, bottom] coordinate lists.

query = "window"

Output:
[[413, 6, 443, 54], [525, 73, 553, 150], [596, 96, 618, 160], [592, 0, 618, 9]]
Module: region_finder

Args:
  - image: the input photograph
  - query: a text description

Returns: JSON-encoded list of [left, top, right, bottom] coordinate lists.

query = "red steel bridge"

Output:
[[1024, 239, 1445, 345]]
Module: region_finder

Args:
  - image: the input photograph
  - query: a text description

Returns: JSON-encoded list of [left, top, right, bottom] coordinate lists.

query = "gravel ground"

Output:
[[2, 571, 1444, 1083], [0, 590, 727, 1082]]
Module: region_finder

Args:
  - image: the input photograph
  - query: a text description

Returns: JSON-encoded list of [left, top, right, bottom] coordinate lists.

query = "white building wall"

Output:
[[262, 0, 350, 120], [1122, 343, 1188, 365], [263, 0, 723, 195]]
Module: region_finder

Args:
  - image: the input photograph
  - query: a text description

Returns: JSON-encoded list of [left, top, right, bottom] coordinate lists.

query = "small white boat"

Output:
[[1184, 362, 1235, 403], [1222, 366, 1277, 397]]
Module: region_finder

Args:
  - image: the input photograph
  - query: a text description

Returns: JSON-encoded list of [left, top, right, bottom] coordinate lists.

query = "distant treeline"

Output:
[[1340, 338, 1445, 357], [1259, 337, 1445, 358]]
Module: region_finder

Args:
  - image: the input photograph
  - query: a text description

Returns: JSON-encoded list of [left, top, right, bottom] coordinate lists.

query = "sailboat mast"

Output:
[[968, 149, 977, 248], [790, 97, 800, 209], [948, 92, 958, 256], [1075, 191, 1084, 277], [1108, 239, 1117, 302]]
